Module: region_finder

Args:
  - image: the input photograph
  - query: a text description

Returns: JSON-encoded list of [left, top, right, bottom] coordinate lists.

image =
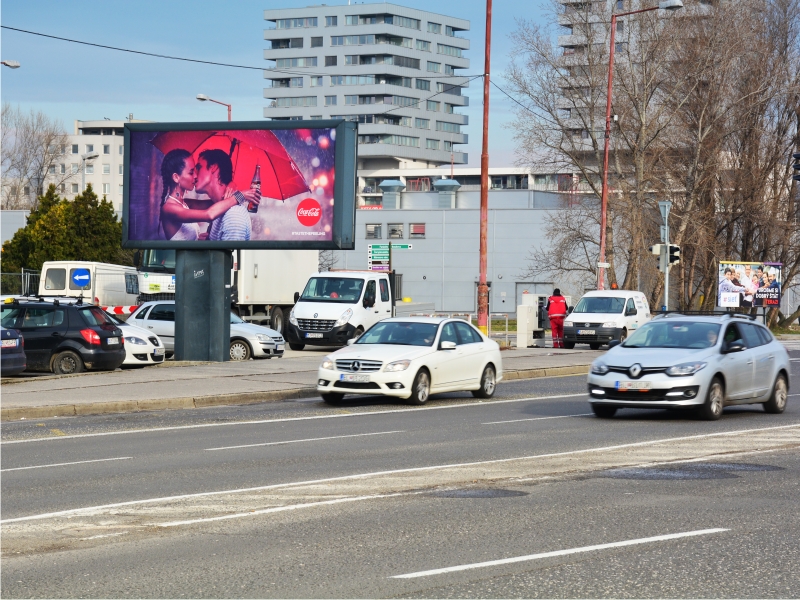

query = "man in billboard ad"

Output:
[[717, 260, 782, 308], [125, 123, 352, 248]]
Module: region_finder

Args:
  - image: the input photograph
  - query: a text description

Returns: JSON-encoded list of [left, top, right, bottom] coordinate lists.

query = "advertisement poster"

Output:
[[717, 260, 782, 308], [126, 127, 337, 245]]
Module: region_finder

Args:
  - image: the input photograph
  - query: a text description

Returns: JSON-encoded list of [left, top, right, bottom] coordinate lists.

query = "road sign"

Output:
[[368, 243, 412, 250], [71, 268, 91, 289], [597, 262, 610, 268]]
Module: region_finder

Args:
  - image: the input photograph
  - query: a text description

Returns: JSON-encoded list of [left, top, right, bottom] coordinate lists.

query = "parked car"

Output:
[[128, 301, 285, 361], [104, 312, 165, 367], [563, 290, 652, 349], [1, 325, 26, 376], [587, 314, 790, 420], [0, 298, 126, 374], [316, 317, 503, 405]]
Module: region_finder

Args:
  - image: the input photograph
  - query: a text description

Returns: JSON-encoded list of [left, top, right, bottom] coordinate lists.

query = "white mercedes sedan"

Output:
[[316, 317, 503, 405]]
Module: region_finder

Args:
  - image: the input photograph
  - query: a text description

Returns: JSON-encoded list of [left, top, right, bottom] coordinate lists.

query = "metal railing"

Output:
[[1, 271, 40, 296], [488, 312, 510, 345]]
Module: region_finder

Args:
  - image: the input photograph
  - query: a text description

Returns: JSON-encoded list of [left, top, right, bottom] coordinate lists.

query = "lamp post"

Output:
[[596, 0, 683, 290], [196, 94, 232, 121], [81, 151, 99, 192], [1, 60, 20, 68]]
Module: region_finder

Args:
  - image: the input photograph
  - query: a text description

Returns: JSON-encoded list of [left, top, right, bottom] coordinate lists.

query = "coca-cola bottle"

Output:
[[248, 165, 261, 213]]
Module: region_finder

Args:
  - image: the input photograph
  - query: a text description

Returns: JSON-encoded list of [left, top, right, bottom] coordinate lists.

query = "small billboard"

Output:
[[717, 260, 782, 308], [123, 120, 356, 250]]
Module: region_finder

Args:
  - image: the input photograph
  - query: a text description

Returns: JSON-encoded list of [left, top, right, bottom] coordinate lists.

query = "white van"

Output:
[[38, 261, 139, 307], [562, 290, 651, 349], [286, 271, 393, 350]]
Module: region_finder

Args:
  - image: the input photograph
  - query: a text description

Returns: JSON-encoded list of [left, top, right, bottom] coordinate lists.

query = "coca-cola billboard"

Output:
[[123, 120, 357, 250]]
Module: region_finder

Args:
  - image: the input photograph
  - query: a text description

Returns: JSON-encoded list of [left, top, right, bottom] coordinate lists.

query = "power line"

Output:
[[490, 79, 537, 116]]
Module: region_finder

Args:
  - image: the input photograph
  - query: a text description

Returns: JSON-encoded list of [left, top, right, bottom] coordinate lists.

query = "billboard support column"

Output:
[[174, 250, 232, 362]]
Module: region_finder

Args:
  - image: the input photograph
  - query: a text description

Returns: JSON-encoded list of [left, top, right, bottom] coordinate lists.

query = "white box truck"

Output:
[[38, 261, 139, 306]]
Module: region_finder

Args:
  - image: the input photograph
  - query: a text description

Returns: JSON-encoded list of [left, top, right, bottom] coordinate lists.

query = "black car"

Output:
[[1, 325, 26, 376], [0, 299, 126, 374]]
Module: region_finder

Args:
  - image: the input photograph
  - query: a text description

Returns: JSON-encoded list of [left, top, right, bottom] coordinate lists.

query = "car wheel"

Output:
[[321, 392, 345, 405], [270, 306, 285, 335], [53, 350, 84, 375], [697, 377, 724, 420], [406, 369, 431, 405], [472, 364, 496, 399], [589, 343, 601, 350], [764, 373, 788, 414], [563, 341, 576, 349], [591, 404, 617, 418], [289, 343, 305, 351], [229, 339, 252, 361], [619, 328, 628, 343]]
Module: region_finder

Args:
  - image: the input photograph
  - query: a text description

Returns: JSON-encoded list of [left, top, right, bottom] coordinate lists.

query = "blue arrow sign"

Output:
[[71, 268, 91, 288]]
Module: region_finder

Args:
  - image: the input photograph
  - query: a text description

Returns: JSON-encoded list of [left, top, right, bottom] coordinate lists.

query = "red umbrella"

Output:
[[150, 129, 309, 200]]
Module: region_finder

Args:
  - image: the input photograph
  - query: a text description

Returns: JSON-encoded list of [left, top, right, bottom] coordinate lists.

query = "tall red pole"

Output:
[[477, 0, 492, 333], [597, 14, 617, 291]]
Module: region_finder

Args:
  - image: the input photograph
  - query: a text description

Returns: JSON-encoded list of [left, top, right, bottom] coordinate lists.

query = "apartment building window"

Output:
[[426, 139, 440, 150], [437, 121, 460, 133], [119, 145, 123, 155], [415, 118, 430, 129], [416, 39, 431, 52], [358, 134, 419, 147], [310, 76, 323, 87], [103, 144, 111, 154], [427, 61, 441, 73], [326, 16, 337, 26], [616, 0, 624, 8], [60, 164, 66, 174], [617, 21, 625, 33], [390, 16, 420, 29], [409, 223, 426, 239], [444, 65, 455, 75], [72, 144, 79, 154], [445, 103, 456, 113], [72, 163, 79, 174], [310, 115, 323, 119], [119, 185, 123, 196], [276, 57, 317, 68], [416, 79, 430, 91], [59, 184, 66, 194], [275, 96, 318, 107], [345, 95, 358, 105], [86, 144, 94, 153], [366, 224, 382, 239], [103, 164, 111, 174], [119, 164, 123, 175], [85, 164, 94, 174], [388, 223, 404, 239], [311, 36, 323, 47], [48, 165, 56, 175], [615, 42, 626, 52], [102, 183, 111, 194], [290, 77, 304, 87], [427, 22, 441, 34], [444, 141, 454, 151], [72, 184, 79, 194], [427, 100, 440, 111], [325, 95, 337, 106], [445, 26, 457, 37], [276, 17, 317, 28], [559, 108, 572, 119], [325, 55, 337, 66], [331, 75, 376, 85], [437, 43, 462, 58]]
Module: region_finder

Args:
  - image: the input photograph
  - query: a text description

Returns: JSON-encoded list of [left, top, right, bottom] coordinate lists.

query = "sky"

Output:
[[1, 0, 548, 168]]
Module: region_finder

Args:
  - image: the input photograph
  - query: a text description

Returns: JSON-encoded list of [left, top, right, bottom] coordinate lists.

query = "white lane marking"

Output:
[[0, 456, 132, 472], [482, 414, 593, 425], [205, 430, 405, 451], [391, 528, 729, 579], [159, 492, 408, 527], [2, 393, 588, 444], [4, 423, 798, 525], [80, 532, 128, 541]]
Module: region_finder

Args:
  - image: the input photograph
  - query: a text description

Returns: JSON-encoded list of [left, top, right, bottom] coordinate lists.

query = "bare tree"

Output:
[[1, 104, 73, 210], [318, 249, 339, 272]]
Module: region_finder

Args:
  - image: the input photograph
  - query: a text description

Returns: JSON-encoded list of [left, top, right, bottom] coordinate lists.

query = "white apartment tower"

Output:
[[263, 3, 470, 170]]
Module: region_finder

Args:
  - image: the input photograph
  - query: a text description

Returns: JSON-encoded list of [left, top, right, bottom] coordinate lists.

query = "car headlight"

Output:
[[321, 357, 335, 370], [124, 336, 147, 345], [335, 308, 353, 327], [591, 362, 609, 375], [256, 334, 272, 343], [289, 308, 298, 326], [666, 361, 707, 377], [602, 322, 617, 328], [384, 359, 411, 372]]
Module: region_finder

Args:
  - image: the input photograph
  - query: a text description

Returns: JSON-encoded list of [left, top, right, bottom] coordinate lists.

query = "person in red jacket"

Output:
[[546, 288, 568, 348]]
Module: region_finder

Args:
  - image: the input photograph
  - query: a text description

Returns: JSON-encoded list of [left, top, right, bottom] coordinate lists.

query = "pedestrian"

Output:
[[546, 288, 568, 348]]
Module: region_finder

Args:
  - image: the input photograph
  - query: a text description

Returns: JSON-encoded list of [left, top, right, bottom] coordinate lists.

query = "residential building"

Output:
[[263, 3, 470, 170]]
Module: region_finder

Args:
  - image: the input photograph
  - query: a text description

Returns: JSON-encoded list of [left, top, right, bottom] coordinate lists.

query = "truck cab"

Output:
[[286, 271, 393, 350]]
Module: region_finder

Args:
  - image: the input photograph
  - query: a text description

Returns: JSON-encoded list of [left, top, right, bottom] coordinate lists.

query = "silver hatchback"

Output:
[[587, 314, 790, 420]]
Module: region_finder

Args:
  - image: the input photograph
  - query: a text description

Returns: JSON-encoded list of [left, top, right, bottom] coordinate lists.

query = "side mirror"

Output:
[[626, 307, 637, 316], [133, 250, 140, 268], [608, 339, 621, 349], [293, 291, 300, 303], [363, 295, 375, 308], [346, 339, 356, 346], [567, 306, 574, 314], [723, 339, 746, 353], [439, 341, 457, 350]]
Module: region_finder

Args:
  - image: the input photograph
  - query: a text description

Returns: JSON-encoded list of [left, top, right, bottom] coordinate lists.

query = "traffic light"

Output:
[[649, 244, 663, 256], [668, 244, 681, 265], [793, 153, 800, 182]]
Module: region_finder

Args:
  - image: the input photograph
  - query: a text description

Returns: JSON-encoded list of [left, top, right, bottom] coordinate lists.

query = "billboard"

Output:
[[717, 260, 782, 308], [123, 120, 356, 250]]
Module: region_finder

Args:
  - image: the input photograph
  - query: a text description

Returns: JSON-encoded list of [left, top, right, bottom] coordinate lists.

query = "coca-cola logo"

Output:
[[296, 198, 322, 226]]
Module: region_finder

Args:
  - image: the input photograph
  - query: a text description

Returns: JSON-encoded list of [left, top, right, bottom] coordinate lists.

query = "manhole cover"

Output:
[[602, 462, 783, 481], [429, 489, 529, 499]]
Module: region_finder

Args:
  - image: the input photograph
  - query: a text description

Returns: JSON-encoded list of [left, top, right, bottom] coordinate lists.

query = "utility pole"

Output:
[[477, 0, 493, 334]]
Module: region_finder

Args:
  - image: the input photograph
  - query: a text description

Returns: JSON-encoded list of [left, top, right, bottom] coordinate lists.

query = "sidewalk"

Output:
[[0, 346, 596, 421]]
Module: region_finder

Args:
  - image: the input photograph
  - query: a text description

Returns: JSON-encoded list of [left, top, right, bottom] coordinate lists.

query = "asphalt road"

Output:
[[3, 356, 800, 598]]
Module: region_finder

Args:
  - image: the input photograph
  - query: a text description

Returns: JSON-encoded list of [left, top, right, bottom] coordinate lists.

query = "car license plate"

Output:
[[107, 337, 119, 345], [153, 347, 165, 356], [340, 373, 370, 383], [577, 329, 596, 335], [305, 333, 324, 339], [615, 381, 651, 390], [276, 344, 285, 351], [2, 339, 17, 347]]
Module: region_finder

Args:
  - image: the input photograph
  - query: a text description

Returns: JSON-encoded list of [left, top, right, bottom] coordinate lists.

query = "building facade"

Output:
[[263, 3, 470, 171]]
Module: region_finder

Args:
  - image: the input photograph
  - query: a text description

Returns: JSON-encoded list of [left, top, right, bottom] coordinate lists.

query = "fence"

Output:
[[408, 312, 512, 344], [0, 271, 40, 296]]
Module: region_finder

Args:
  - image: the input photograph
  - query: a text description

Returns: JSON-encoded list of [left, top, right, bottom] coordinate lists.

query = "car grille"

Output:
[[571, 322, 603, 328], [298, 319, 335, 331], [335, 359, 383, 372], [607, 366, 667, 376], [148, 337, 160, 347], [271, 335, 284, 343], [596, 388, 671, 401], [334, 381, 382, 390]]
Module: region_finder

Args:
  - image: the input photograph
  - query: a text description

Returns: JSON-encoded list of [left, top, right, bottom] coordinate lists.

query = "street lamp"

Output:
[[1, 60, 21, 68], [196, 94, 232, 121], [81, 151, 99, 192], [596, 0, 683, 290]]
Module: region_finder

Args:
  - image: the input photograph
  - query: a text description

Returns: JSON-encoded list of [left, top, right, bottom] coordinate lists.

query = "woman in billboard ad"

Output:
[[127, 126, 337, 245], [717, 260, 782, 308]]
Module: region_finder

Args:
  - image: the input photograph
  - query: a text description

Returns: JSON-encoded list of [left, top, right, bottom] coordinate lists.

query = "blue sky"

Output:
[[1, 0, 546, 167]]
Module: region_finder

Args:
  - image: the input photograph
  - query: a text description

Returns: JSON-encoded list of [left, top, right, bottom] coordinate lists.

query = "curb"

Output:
[[0, 366, 590, 422]]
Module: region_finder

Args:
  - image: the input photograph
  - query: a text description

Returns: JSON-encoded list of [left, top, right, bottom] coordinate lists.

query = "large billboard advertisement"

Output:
[[717, 260, 782, 308], [123, 120, 356, 250]]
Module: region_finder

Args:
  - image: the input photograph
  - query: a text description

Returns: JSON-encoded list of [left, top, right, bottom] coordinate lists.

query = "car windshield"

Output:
[[356, 321, 438, 346], [573, 296, 626, 314], [623, 321, 722, 349], [299, 277, 364, 304], [141, 249, 175, 272], [230, 313, 245, 324]]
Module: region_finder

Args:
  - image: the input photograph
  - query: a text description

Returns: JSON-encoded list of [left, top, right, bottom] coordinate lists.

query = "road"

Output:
[[2, 359, 800, 598]]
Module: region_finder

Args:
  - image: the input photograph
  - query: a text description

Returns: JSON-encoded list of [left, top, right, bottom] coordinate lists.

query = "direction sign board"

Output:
[[71, 268, 91, 289], [368, 244, 412, 250]]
